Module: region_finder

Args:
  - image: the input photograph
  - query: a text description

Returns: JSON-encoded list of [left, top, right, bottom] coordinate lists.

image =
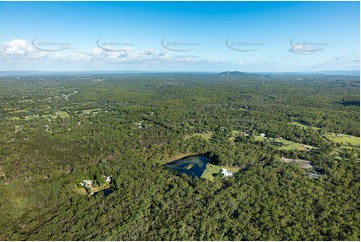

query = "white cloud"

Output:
[[0, 39, 205, 66], [1, 39, 34, 55], [0, 39, 359, 72], [314, 56, 360, 70]]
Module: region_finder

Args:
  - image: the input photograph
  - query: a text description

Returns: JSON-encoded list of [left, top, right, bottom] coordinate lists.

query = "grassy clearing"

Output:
[[74, 183, 110, 195], [6, 108, 29, 114], [231, 130, 241, 136], [51, 111, 70, 119], [273, 138, 315, 151], [253, 135, 265, 142], [80, 108, 102, 115], [201, 164, 221, 181], [325, 133, 360, 147], [24, 115, 40, 120], [90, 184, 110, 194], [223, 166, 241, 173], [184, 131, 213, 141], [9, 117, 20, 121], [290, 122, 359, 147], [74, 186, 88, 195], [289, 121, 320, 130], [230, 130, 241, 141], [9, 115, 40, 121], [201, 163, 240, 182], [254, 136, 317, 151]]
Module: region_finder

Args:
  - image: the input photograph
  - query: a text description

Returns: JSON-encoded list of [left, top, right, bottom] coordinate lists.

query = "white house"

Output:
[[81, 179, 93, 187], [260, 133, 266, 137], [220, 168, 233, 177], [102, 175, 112, 183]]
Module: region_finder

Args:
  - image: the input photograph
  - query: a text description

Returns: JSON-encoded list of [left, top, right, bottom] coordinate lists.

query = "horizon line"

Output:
[[0, 70, 359, 75]]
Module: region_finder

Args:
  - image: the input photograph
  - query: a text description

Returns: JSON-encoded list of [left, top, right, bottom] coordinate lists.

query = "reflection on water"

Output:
[[93, 188, 113, 197], [165, 155, 209, 179]]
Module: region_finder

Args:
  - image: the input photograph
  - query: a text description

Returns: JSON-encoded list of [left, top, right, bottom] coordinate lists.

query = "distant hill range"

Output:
[[218, 70, 360, 76], [301, 70, 360, 76], [218, 71, 256, 76], [0, 70, 359, 77]]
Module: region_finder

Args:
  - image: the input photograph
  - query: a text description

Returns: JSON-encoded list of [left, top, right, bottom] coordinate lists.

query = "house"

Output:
[[220, 168, 233, 177], [44, 124, 51, 131], [102, 175, 112, 183], [81, 179, 93, 187], [260, 133, 266, 137]]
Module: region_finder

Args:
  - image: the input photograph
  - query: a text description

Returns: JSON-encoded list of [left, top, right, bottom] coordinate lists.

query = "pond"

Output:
[[93, 188, 113, 197], [165, 155, 209, 179]]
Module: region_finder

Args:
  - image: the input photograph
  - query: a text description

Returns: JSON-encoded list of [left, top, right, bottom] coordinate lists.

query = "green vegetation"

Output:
[[290, 121, 360, 148], [325, 133, 360, 146], [184, 131, 213, 141], [289, 121, 321, 130], [255, 136, 317, 151], [201, 163, 240, 181], [52, 111, 70, 119], [201, 163, 222, 181], [80, 108, 102, 114], [185, 164, 193, 170], [0, 73, 359, 240]]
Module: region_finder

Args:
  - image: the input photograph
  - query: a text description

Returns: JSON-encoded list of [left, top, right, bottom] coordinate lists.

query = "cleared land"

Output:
[[201, 163, 240, 182], [254, 136, 317, 151], [325, 133, 360, 147], [51, 111, 70, 119], [229, 130, 248, 141], [79, 108, 102, 115], [289, 121, 320, 130], [74, 183, 111, 195], [290, 122, 359, 147]]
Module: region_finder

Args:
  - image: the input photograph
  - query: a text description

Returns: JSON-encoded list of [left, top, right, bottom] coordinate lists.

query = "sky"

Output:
[[0, 1, 359, 72]]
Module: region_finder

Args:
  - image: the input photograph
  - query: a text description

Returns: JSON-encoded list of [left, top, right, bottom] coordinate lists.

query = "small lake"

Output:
[[93, 188, 113, 197], [165, 155, 209, 179]]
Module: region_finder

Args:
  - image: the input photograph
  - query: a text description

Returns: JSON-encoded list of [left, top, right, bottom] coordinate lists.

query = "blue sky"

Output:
[[0, 1, 359, 72]]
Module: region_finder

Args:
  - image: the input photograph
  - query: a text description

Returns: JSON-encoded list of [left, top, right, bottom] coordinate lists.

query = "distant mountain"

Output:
[[0, 71, 145, 77], [306, 70, 360, 76], [1, 70, 359, 77], [218, 70, 360, 77], [218, 71, 254, 76]]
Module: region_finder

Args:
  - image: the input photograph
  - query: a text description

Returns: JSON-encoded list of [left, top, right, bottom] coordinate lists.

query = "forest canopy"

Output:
[[0, 72, 359, 240]]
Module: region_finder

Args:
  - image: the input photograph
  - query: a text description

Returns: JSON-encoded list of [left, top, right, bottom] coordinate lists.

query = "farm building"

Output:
[[220, 168, 233, 177], [102, 175, 112, 183], [81, 180, 93, 187]]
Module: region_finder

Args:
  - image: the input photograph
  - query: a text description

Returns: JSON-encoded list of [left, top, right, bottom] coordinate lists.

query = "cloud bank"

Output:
[[0, 39, 359, 72]]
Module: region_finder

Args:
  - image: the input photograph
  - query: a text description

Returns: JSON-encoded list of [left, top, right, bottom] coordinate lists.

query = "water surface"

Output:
[[165, 155, 209, 179]]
